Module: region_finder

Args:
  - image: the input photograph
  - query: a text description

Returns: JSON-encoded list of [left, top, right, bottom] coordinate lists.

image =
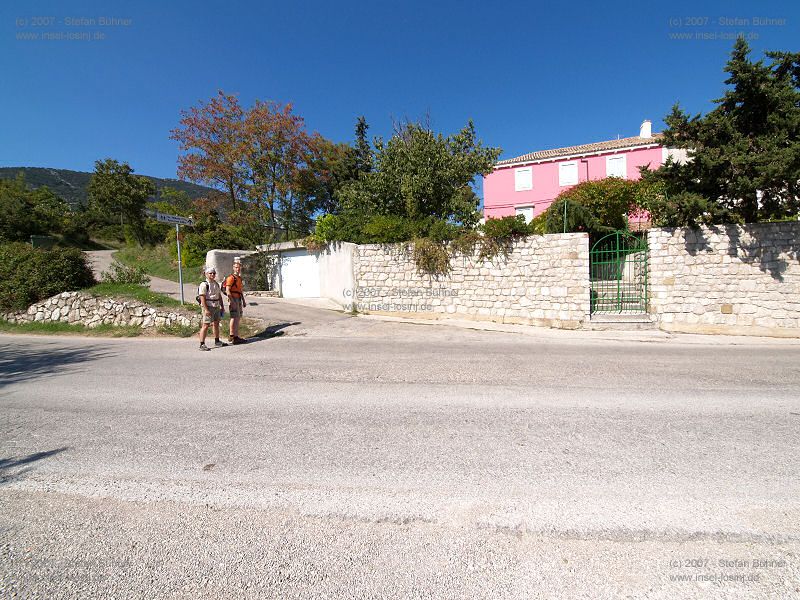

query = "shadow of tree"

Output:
[[0, 447, 67, 485], [0, 342, 113, 389], [682, 223, 799, 282]]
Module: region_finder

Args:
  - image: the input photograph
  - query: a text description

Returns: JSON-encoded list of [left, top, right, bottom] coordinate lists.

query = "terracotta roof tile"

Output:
[[496, 133, 664, 167]]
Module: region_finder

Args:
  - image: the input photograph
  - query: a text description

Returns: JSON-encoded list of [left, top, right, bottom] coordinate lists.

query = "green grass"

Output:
[[84, 283, 199, 311], [157, 323, 196, 337], [114, 244, 204, 284], [0, 319, 142, 337]]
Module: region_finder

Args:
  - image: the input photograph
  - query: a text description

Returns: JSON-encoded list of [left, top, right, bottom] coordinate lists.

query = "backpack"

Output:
[[196, 281, 219, 305], [221, 274, 242, 298], [195, 281, 206, 305]]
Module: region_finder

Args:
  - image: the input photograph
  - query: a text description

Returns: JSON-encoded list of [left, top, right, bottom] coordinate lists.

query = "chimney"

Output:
[[639, 119, 652, 138]]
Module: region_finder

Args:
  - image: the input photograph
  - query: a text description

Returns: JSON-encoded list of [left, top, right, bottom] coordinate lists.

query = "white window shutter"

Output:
[[606, 155, 627, 178], [514, 167, 533, 191], [559, 162, 578, 186], [515, 206, 534, 223]]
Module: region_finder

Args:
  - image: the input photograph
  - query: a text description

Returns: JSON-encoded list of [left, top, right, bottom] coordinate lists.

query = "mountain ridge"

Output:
[[0, 166, 218, 208]]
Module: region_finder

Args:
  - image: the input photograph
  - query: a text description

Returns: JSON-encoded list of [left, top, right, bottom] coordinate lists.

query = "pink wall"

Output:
[[483, 146, 664, 219]]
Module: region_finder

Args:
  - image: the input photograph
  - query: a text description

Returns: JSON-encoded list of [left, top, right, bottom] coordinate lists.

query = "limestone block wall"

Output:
[[648, 222, 800, 336], [354, 233, 591, 329], [3, 292, 200, 329]]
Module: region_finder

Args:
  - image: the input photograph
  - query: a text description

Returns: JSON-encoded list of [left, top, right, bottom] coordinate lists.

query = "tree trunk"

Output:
[[268, 200, 276, 242], [228, 176, 237, 212], [268, 180, 277, 240], [740, 192, 759, 223]]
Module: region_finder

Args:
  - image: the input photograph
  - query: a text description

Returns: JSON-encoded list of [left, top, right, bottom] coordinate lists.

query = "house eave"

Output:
[[493, 143, 664, 171]]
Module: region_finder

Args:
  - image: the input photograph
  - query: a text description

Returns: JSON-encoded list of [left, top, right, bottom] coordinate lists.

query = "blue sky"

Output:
[[2, 0, 798, 198]]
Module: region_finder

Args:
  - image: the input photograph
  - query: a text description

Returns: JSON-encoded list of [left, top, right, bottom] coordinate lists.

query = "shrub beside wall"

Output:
[[0, 243, 96, 313]]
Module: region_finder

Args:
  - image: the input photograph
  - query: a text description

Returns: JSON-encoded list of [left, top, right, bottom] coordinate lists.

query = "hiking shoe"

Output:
[[199, 343, 210, 351], [233, 336, 247, 344], [214, 340, 227, 348], [228, 335, 235, 343]]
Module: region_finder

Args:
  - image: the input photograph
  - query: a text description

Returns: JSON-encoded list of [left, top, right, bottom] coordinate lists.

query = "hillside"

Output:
[[0, 166, 218, 208]]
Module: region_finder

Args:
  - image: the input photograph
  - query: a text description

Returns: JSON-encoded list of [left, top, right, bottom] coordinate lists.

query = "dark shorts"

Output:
[[229, 297, 244, 317], [203, 305, 221, 324]]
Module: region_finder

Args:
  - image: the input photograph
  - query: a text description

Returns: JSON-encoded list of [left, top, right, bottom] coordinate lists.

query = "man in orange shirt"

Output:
[[223, 257, 247, 344]]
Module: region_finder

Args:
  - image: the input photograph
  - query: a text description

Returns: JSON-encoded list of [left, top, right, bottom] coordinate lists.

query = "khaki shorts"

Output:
[[203, 305, 221, 324], [229, 297, 244, 317]]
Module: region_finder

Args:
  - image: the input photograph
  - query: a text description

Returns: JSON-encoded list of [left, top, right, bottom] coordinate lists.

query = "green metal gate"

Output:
[[590, 231, 648, 314]]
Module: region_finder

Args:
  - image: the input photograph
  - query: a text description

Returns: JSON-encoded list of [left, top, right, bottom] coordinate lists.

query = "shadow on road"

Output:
[[247, 321, 301, 343], [0, 447, 68, 485], [0, 342, 113, 389]]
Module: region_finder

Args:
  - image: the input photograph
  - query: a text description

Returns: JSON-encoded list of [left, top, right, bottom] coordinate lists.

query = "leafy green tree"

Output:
[[338, 120, 500, 229], [294, 126, 371, 220], [87, 159, 155, 245], [654, 38, 800, 222], [157, 186, 194, 212], [0, 174, 71, 242], [353, 115, 373, 175]]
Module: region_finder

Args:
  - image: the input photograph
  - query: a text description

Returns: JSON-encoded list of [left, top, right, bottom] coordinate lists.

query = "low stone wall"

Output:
[[354, 234, 591, 329], [648, 222, 800, 337], [3, 291, 200, 329]]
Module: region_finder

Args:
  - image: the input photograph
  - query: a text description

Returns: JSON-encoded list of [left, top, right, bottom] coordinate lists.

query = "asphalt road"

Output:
[[1, 311, 799, 599]]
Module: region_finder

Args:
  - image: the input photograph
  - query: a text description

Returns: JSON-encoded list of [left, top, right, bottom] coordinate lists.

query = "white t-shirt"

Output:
[[199, 279, 222, 307]]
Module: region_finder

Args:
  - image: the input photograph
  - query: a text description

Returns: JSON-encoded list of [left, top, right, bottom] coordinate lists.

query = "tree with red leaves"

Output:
[[172, 93, 335, 240], [244, 100, 316, 238], [171, 91, 248, 213]]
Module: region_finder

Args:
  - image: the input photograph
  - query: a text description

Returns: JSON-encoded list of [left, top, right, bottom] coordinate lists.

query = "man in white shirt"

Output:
[[198, 266, 226, 351]]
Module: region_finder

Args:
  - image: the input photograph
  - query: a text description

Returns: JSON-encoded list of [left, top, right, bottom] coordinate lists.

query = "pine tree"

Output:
[[657, 38, 800, 223]]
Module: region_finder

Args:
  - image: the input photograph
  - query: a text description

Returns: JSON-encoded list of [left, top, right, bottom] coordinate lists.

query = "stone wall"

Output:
[[648, 222, 800, 336], [354, 233, 591, 329], [3, 292, 200, 330]]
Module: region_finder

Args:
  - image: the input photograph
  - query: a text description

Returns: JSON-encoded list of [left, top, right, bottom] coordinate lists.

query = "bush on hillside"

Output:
[[0, 243, 97, 312], [101, 260, 151, 286]]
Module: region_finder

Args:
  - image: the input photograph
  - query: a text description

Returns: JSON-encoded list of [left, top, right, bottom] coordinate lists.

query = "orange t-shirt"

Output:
[[224, 274, 243, 298]]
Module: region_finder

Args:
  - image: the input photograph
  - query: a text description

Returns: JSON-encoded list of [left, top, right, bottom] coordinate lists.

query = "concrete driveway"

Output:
[[1, 310, 799, 598]]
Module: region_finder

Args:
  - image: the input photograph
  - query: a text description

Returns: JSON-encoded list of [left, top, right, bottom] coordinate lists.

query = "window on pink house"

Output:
[[515, 206, 534, 223], [559, 161, 578, 186], [606, 155, 627, 179], [514, 167, 532, 191]]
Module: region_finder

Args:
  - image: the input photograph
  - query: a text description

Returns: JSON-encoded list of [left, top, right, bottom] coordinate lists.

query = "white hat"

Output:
[[233, 256, 242, 264], [204, 266, 217, 273]]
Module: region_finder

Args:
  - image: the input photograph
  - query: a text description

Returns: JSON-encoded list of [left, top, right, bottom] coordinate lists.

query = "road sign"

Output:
[[155, 212, 193, 226], [144, 210, 193, 303]]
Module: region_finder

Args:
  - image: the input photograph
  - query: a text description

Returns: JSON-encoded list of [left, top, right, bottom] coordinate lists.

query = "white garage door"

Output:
[[280, 250, 320, 298]]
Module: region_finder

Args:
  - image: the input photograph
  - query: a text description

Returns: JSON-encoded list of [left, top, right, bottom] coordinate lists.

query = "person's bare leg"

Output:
[[232, 315, 240, 339]]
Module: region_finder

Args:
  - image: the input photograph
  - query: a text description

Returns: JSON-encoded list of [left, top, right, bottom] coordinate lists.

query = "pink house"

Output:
[[483, 120, 682, 227]]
